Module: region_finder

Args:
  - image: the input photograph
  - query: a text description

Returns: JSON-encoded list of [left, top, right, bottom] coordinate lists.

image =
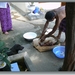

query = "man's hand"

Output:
[[40, 33, 44, 39], [40, 35, 46, 42], [40, 30, 46, 39]]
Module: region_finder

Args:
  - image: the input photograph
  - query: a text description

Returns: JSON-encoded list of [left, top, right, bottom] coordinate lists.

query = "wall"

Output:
[[10, 2, 30, 14], [10, 2, 61, 15]]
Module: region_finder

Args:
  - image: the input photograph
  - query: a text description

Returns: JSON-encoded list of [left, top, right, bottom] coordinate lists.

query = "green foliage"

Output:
[[0, 40, 11, 68]]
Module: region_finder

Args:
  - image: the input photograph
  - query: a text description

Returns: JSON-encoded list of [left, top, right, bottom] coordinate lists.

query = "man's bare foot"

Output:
[[61, 42, 65, 46], [63, 42, 65, 46], [4, 32, 9, 35], [56, 36, 60, 40]]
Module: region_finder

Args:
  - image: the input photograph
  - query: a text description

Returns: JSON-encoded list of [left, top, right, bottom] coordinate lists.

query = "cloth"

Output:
[[0, 2, 7, 8], [59, 17, 66, 32], [0, 3, 12, 33]]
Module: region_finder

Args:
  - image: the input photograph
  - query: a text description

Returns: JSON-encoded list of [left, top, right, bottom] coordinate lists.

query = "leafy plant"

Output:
[[0, 40, 11, 68]]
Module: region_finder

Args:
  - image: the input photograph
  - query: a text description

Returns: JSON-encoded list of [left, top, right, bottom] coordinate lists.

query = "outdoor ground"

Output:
[[0, 3, 65, 72]]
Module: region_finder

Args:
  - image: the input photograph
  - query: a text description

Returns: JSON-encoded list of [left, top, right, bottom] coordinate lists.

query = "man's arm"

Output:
[[46, 17, 60, 37], [40, 17, 60, 42], [40, 20, 49, 38]]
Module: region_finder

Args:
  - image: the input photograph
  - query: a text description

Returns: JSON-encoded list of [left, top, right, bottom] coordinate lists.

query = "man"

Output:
[[40, 5, 66, 46]]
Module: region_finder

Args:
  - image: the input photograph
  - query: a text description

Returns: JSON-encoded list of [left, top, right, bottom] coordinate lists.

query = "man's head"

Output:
[[45, 11, 56, 21]]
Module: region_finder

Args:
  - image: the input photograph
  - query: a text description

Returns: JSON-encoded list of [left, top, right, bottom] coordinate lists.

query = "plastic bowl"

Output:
[[23, 32, 37, 41], [53, 46, 65, 58], [33, 7, 40, 14]]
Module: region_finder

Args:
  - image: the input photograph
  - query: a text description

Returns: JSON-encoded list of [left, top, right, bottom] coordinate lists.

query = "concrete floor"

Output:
[[0, 4, 65, 72]]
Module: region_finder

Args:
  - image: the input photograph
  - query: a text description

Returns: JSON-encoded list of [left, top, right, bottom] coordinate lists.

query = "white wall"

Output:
[[11, 2, 30, 13], [33, 2, 61, 10], [11, 2, 61, 13]]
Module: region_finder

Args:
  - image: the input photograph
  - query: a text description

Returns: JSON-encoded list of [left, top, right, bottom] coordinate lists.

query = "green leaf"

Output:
[[2, 47, 10, 53], [0, 53, 8, 60], [0, 41, 5, 52], [0, 41, 5, 47], [0, 54, 4, 60], [3, 57, 11, 68], [0, 41, 11, 68], [0, 41, 10, 53]]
